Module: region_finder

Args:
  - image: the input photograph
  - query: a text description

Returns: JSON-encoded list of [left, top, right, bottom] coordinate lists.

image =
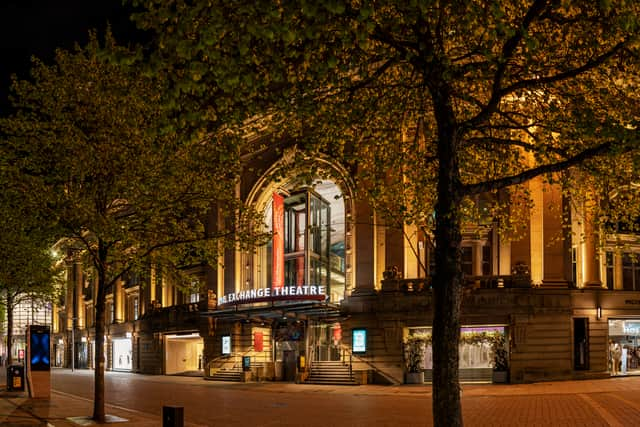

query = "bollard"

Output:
[[162, 405, 184, 427], [7, 365, 25, 392]]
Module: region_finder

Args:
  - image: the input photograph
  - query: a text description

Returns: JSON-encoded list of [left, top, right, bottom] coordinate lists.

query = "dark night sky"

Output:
[[0, 0, 144, 110]]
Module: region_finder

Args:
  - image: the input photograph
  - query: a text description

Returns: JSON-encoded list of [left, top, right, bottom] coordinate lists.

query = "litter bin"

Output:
[[163, 405, 184, 427], [7, 365, 25, 391]]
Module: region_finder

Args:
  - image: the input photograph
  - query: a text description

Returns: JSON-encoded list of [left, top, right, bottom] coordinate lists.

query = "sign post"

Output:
[[26, 325, 51, 399]]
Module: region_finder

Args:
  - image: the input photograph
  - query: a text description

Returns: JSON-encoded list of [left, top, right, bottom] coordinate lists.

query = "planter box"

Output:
[[406, 372, 424, 384], [492, 370, 508, 383]]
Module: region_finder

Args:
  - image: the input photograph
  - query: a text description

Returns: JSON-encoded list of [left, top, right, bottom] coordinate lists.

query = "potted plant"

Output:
[[491, 334, 509, 383], [404, 336, 425, 384]]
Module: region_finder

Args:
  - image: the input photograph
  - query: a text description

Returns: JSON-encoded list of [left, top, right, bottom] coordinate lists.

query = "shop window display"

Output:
[[408, 326, 507, 372], [608, 319, 640, 375]]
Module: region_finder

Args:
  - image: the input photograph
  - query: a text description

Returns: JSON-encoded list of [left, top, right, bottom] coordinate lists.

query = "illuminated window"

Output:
[[246, 180, 346, 303]]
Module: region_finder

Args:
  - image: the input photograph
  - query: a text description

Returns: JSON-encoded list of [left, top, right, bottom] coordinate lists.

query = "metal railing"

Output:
[[205, 347, 272, 378], [380, 275, 574, 291], [339, 344, 400, 385], [340, 346, 353, 378], [380, 277, 431, 292]]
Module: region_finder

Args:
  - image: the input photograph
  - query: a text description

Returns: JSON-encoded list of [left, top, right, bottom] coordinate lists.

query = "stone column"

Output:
[[582, 207, 602, 287], [74, 261, 84, 329], [614, 250, 624, 290], [403, 223, 420, 278], [65, 257, 74, 331], [114, 279, 124, 323], [353, 199, 376, 294], [472, 240, 483, 276], [529, 176, 544, 286]]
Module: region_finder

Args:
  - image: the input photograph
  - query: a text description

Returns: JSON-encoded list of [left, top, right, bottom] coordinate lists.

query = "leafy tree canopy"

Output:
[[0, 160, 63, 365], [132, 0, 639, 227], [131, 1, 640, 425], [1, 31, 261, 287], [0, 31, 263, 421]]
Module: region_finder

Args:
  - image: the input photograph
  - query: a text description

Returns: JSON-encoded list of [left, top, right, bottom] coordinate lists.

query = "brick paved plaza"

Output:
[[2, 368, 640, 426]]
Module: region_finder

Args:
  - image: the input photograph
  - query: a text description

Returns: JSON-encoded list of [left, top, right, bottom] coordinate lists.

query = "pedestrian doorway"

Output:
[[309, 322, 342, 362], [164, 333, 204, 375]]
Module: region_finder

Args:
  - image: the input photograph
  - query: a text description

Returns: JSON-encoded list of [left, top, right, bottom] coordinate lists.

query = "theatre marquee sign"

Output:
[[218, 285, 327, 305]]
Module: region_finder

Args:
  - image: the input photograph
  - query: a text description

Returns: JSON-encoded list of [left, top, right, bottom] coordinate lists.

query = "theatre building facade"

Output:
[[200, 148, 640, 385], [51, 146, 640, 385]]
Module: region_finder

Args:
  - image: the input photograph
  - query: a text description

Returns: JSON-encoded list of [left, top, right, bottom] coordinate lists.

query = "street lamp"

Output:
[[71, 317, 77, 372]]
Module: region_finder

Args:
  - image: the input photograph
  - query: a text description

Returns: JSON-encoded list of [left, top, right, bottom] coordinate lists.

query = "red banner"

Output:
[[254, 332, 264, 352], [272, 193, 284, 289]]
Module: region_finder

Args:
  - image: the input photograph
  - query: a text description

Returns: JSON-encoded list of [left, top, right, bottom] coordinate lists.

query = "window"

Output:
[[108, 302, 115, 324], [461, 247, 473, 276], [606, 252, 614, 290], [622, 253, 640, 291], [188, 280, 200, 304], [482, 245, 491, 275], [571, 247, 577, 287], [245, 180, 346, 303]]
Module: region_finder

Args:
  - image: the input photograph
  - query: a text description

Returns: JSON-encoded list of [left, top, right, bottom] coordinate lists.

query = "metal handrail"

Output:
[[339, 344, 400, 385], [338, 346, 353, 377]]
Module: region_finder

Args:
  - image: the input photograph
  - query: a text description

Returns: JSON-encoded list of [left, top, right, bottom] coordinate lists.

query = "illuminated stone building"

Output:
[[50, 144, 640, 384]]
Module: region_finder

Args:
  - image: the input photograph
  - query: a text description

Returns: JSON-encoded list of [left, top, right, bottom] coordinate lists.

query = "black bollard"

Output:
[[162, 405, 184, 427]]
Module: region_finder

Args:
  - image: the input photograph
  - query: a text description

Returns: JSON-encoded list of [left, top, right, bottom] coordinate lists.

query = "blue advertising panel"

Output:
[[29, 326, 51, 371], [352, 329, 367, 354]]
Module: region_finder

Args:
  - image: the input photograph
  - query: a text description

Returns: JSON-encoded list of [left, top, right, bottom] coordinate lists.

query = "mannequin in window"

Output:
[[610, 341, 622, 375]]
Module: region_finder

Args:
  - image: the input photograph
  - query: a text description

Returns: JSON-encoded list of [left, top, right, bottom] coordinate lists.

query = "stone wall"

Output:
[[342, 288, 617, 384]]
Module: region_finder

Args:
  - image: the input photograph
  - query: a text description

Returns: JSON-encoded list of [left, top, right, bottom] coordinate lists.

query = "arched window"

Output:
[[244, 179, 347, 303]]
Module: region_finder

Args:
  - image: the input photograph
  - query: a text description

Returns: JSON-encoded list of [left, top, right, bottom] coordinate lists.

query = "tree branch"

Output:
[[462, 138, 635, 196], [464, 0, 550, 129], [466, 136, 568, 157], [499, 39, 630, 97]]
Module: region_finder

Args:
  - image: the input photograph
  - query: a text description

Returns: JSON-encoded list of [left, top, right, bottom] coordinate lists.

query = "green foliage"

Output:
[[403, 336, 425, 373], [0, 162, 62, 365], [407, 330, 508, 371], [1, 31, 262, 289], [131, 0, 640, 236], [131, 1, 639, 423], [490, 333, 509, 371], [0, 31, 265, 421], [0, 167, 62, 308]]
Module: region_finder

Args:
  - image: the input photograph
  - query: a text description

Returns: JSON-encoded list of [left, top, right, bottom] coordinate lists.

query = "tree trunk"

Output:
[[92, 242, 107, 423], [431, 86, 464, 426], [432, 188, 464, 427], [6, 293, 14, 366]]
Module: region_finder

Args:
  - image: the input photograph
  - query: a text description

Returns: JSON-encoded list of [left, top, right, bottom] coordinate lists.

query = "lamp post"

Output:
[[71, 317, 76, 372]]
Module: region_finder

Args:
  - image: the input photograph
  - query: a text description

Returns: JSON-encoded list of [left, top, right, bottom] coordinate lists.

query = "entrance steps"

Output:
[[305, 361, 358, 386], [207, 368, 243, 382]]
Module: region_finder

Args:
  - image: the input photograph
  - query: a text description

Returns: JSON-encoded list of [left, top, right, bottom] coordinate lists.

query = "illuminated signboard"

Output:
[[352, 329, 367, 354], [221, 335, 231, 355], [29, 326, 51, 371], [218, 285, 327, 305]]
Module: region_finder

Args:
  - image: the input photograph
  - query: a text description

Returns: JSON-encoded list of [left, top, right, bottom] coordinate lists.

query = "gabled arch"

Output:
[[241, 147, 357, 300]]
